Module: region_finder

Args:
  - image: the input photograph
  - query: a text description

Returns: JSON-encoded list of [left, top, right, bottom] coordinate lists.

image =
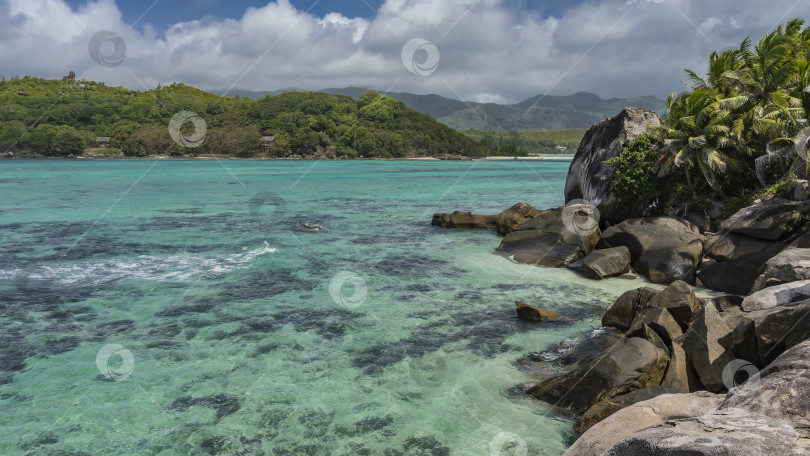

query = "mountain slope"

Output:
[[219, 87, 668, 131]]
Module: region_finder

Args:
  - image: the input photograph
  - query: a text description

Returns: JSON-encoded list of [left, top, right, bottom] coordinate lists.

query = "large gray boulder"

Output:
[[567, 246, 631, 280], [626, 307, 683, 348], [602, 408, 810, 455], [661, 340, 703, 393], [598, 217, 705, 285], [751, 249, 810, 293], [602, 287, 659, 332], [564, 107, 662, 226], [527, 336, 669, 413], [497, 204, 600, 267], [734, 289, 810, 365], [720, 340, 810, 427], [564, 391, 723, 456], [697, 232, 787, 295], [644, 280, 704, 329], [722, 199, 810, 241], [682, 302, 736, 392]]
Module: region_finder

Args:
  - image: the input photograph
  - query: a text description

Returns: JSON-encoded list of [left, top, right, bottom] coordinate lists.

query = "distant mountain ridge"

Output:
[[212, 87, 667, 131]]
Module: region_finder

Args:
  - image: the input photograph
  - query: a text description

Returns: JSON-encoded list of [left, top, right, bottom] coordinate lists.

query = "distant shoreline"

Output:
[[2, 155, 575, 161]]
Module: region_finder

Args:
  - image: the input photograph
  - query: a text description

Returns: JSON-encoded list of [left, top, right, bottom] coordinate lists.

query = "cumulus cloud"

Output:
[[0, 0, 807, 103]]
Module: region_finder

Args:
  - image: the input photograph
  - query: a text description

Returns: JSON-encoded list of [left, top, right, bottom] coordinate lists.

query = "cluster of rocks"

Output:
[[432, 106, 810, 453], [519, 274, 810, 455]]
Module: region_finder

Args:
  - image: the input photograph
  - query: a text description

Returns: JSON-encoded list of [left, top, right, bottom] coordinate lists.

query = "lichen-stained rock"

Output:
[[602, 408, 810, 456], [564, 391, 723, 456], [751, 249, 810, 293], [495, 202, 547, 235], [564, 107, 662, 226], [431, 211, 497, 229], [514, 300, 560, 322], [567, 246, 631, 280], [527, 337, 669, 414], [597, 217, 704, 285]]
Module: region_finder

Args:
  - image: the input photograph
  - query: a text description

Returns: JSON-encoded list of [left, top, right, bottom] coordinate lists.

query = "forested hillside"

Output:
[[0, 77, 490, 158]]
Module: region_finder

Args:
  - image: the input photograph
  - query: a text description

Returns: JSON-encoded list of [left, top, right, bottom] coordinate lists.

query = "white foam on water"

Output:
[[5, 241, 277, 285]]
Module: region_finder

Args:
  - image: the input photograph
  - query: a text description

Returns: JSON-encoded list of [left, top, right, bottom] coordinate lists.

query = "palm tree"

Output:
[[656, 89, 735, 198]]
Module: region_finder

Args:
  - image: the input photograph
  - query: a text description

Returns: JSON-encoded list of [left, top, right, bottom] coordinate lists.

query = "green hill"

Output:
[[0, 76, 490, 159], [462, 129, 586, 156], [213, 87, 667, 132]]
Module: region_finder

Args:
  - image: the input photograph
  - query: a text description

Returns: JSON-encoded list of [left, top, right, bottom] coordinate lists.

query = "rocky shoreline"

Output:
[[432, 108, 810, 454]]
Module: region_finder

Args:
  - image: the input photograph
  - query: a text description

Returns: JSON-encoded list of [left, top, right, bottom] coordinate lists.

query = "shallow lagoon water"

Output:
[[0, 159, 655, 455]]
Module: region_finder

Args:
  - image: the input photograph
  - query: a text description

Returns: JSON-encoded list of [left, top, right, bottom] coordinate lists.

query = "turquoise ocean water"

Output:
[[0, 159, 652, 455]]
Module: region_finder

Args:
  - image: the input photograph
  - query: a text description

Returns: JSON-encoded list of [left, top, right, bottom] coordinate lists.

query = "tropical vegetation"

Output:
[[0, 77, 490, 158], [462, 129, 584, 156], [612, 18, 810, 213]]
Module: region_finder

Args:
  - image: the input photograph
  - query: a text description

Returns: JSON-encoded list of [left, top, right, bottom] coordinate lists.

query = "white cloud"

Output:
[[0, 0, 807, 103]]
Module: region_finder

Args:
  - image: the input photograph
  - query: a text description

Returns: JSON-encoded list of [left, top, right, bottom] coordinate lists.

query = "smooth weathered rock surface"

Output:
[[564, 107, 662, 226], [661, 340, 703, 393], [515, 300, 560, 321], [495, 202, 546, 235], [644, 280, 703, 330], [751, 249, 810, 293], [722, 199, 809, 241], [567, 246, 631, 280], [682, 302, 735, 392], [431, 211, 497, 229], [527, 336, 669, 413], [497, 205, 600, 267], [602, 287, 659, 331], [626, 307, 683, 347], [598, 217, 705, 284], [574, 386, 677, 436], [564, 391, 724, 456], [743, 279, 810, 311], [720, 341, 810, 427], [697, 232, 787, 295], [736, 298, 810, 365], [602, 408, 810, 455]]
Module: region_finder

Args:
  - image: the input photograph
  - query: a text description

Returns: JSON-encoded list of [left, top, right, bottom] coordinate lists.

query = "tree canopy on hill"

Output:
[[0, 76, 490, 158]]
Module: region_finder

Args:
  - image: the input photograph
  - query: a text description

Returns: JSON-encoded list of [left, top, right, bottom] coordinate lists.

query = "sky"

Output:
[[1, 0, 808, 104]]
